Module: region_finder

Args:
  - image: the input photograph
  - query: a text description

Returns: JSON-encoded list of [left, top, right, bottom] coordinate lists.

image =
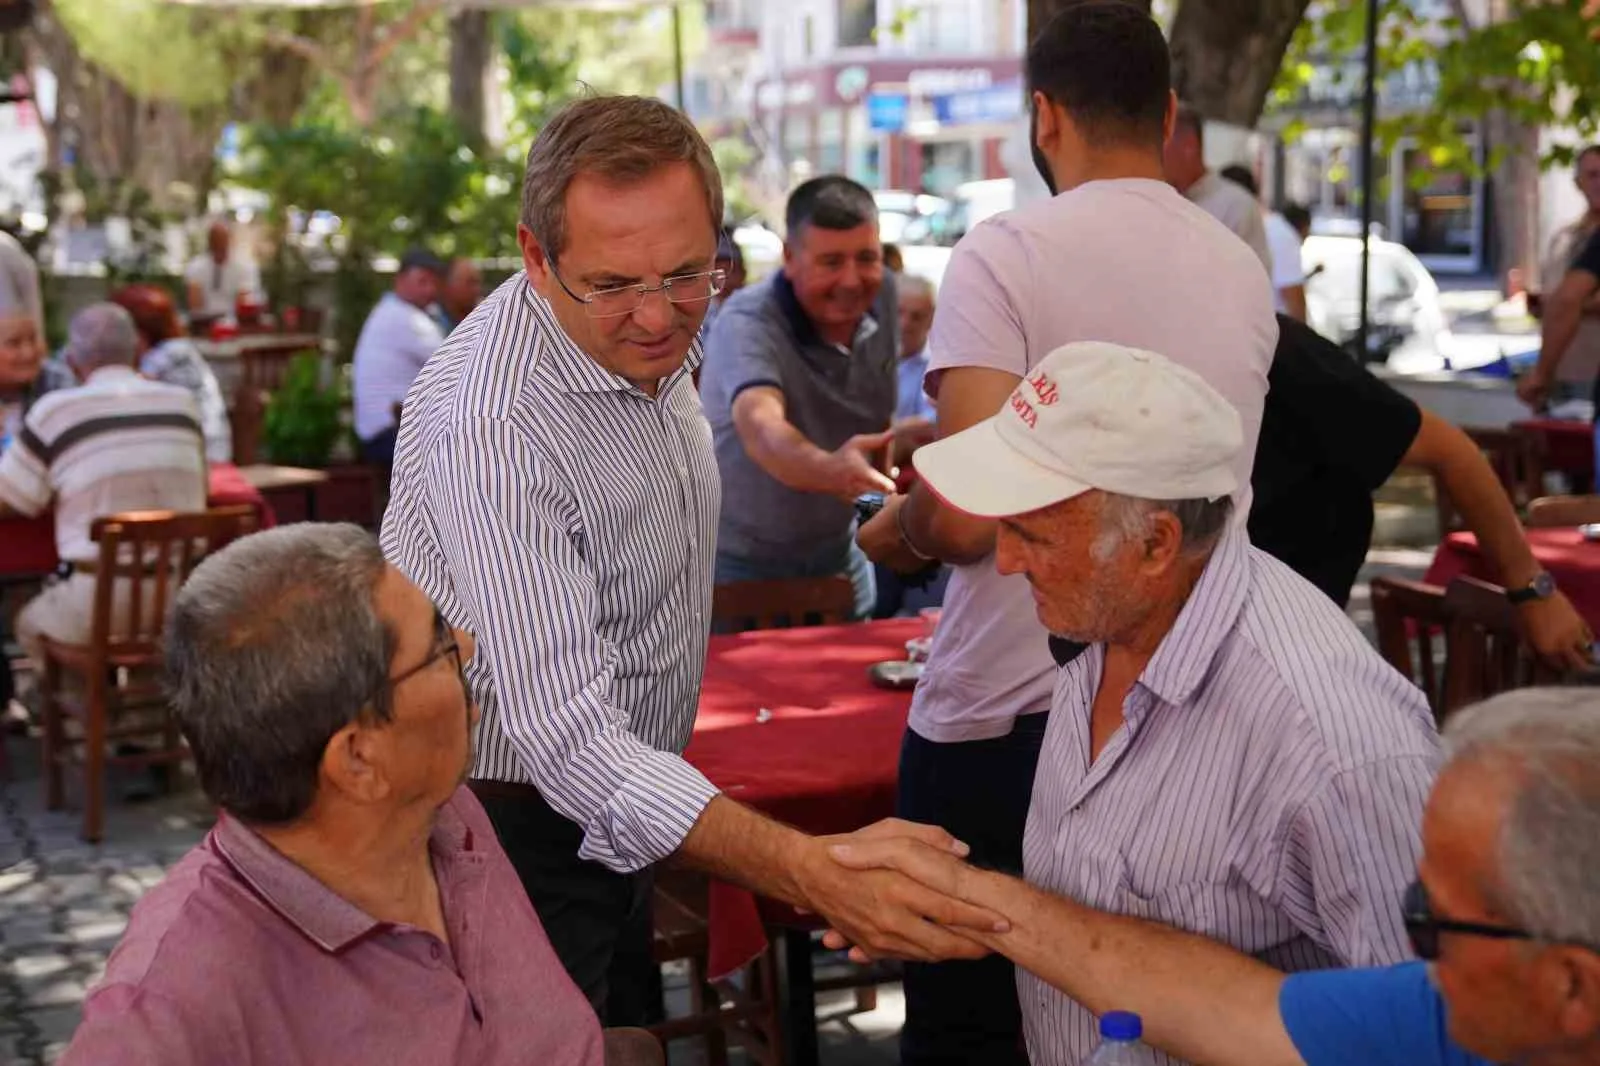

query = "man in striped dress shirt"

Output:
[[381, 95, 1005, 1025], [908, 341, 1441, 1065]]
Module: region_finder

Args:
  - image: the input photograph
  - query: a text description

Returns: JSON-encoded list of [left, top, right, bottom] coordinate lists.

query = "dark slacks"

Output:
[[470, 781, 661, 1026], [895, 712, 1049, 1066]]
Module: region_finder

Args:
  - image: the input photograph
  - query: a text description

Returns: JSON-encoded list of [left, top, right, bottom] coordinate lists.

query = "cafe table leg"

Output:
[[779, 926, 820, 1066]]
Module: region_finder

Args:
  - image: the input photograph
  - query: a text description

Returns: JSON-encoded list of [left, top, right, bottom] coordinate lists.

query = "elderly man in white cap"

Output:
[[901, 341, 1444, 1065]]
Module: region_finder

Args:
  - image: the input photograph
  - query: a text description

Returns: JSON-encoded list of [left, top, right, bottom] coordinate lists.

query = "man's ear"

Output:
[[1141, 509, 1185, 570], [1551, 946, 1600, 1043], [319, 720, 390, 807]]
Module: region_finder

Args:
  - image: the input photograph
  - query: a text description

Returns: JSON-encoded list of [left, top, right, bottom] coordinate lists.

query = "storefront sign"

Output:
[[931, 82, 1023, 126], [867, 92, 910, 132]]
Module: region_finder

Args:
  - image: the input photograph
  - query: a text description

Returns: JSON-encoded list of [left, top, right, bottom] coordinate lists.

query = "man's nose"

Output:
[[631, 287, 675, 331]]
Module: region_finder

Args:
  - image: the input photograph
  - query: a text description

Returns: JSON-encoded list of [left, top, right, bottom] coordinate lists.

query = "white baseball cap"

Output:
[[914, 341, 1243, 519]]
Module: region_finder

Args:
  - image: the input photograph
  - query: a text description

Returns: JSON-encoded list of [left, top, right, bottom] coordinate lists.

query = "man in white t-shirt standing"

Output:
[[1221, 164, 1311, 321], [857, 4, 1277, 1062], [184, 221, 262, 322], [1164, 104, 1272, 272]]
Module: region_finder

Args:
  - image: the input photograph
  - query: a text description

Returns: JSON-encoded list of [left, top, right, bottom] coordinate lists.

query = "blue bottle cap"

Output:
[[1100, 1011, 1142, 1041]]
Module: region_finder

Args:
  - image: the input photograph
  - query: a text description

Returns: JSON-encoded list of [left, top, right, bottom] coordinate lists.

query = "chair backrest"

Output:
[[1370, 576, 1450, 720], [87, 506, 259, 664], [712, 577, 856, 633], [1525, 494, 1600, 529], [231, 340, 321, 463], [1441, 575, 1547, 718], [241, 339, 318, 394], [1435, 427, 1545, 533]]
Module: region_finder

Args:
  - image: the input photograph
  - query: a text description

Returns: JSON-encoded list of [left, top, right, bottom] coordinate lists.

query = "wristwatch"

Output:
[[1507, 571, 1557, 606]]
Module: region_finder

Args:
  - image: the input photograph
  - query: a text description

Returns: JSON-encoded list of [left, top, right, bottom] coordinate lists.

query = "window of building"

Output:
[[838, 0, 877, 47]]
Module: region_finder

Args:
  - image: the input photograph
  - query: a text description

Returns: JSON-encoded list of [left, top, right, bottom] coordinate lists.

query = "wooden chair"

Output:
[[647, 867, 783, 1066], [1525, 494, 1600, 529], [1370, 576, 1450, 721], [711, 578, 855, 633], [36, 506, 258, 841], [230, 339, 321, 464], [1440, 576, 1549, 719], [1434, 427, 1546, 534]]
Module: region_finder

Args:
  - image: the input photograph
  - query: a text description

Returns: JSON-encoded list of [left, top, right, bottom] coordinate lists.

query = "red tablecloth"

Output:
[[1514, 418, 1594, 488], [1426, 528, 1600, 628], [684, 617, 920, 978], [0, 463, 275, 578]]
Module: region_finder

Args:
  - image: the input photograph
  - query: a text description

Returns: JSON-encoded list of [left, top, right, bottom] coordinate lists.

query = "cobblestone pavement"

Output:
[[0, 740, 213, 1066]]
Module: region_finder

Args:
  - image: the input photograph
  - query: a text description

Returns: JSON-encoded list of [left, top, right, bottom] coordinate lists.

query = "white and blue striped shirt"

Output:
[[1022, 524, 1441, 1065], [381, 274, 722, 873]]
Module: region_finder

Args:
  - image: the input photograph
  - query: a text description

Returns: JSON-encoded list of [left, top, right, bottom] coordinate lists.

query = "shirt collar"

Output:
[[519, 273, 701, 399], [771, 271, 877, 353], [209, 789, 478, 955], [1135, 521, 1251, 706], [83, 365, 139, 385]]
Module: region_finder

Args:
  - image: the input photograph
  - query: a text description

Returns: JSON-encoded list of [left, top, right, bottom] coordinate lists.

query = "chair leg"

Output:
[[689, 958, 730, 1066], [82, 679, 106, 843], [39, 657, 64, 811]]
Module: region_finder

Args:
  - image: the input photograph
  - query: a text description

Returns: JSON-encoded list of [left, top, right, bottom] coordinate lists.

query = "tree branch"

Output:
[[260, 27, 327, 67], [365, 0, 445, 74]]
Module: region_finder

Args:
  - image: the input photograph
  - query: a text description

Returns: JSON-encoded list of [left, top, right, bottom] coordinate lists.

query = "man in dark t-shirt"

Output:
[[1521, 227, 1600, 414], [1253, 314, 1591, 670]]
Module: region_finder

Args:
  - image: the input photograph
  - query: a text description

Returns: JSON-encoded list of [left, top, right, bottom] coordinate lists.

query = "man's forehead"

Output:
[[1421, 760, 1514, 912], [795, 222, 879, 253]]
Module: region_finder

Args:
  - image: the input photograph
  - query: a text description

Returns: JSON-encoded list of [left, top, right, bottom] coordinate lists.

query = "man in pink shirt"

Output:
[[58, 524, 638, 1066], [859, 3, 1276, 1062]]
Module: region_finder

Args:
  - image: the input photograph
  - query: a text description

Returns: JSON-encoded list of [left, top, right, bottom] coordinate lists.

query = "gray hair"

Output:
[[1443, 688, 1600, 947], [165, 523, 394, 826], [520, 95, 723, 259], [896, 273, 936, 303], [1093, 492, 1233, 562], [65, 303, 141, 372]]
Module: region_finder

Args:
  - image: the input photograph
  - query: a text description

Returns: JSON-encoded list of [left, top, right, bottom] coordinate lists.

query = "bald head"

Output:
[[207, 221, 231, 264], [66, 303, 142, 375]]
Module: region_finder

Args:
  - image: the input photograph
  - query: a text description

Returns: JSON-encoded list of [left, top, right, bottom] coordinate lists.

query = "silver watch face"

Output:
[[1532, 571, 1557, 598]]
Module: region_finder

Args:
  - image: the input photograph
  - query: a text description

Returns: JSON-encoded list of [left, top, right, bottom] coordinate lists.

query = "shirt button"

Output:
[[429, 943, 443, 962]]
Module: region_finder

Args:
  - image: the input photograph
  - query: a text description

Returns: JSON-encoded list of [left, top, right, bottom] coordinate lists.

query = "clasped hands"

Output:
[[794, 818, 1008, 964]]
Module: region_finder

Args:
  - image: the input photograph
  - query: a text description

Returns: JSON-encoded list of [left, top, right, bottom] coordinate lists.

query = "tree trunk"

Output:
[[449, 8, 493, 150], [1167, 0, 1312, 127]]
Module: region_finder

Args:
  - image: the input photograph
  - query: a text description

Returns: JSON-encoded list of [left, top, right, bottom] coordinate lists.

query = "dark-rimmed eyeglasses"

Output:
[[1402, 879, 1590, 961], [542, 248, 727, 319], [384, 614, 465, 695]]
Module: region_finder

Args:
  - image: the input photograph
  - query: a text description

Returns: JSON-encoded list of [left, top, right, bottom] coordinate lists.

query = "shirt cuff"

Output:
[[577, 749, 721, 872]]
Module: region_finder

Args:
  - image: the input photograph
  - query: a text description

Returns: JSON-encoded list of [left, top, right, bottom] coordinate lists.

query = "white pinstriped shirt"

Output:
[[1021, 525, 1441, 1065], [381, 274, 721, 873]]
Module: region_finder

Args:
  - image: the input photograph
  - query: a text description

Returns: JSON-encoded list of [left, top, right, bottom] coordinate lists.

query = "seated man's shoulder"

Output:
[[1231, 548, 1439, 761], [94, 841, 280, 992]]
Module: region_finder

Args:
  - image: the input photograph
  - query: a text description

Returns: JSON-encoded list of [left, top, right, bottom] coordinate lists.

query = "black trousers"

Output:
[[470, 781, 661, 1026], [895, 713, 1049, 1066]]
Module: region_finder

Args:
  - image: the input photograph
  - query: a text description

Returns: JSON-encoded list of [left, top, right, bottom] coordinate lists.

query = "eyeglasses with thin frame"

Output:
[[383, 612, 466, 696], [1401, 879, 1600, 960], [541, 246, 727, 319]]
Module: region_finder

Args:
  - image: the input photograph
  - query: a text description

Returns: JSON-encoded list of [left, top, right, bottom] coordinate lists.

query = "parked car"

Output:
[[902, 178, 1016, 247], [1301, 234, 1452, 368], [873, 190, 949, 246]]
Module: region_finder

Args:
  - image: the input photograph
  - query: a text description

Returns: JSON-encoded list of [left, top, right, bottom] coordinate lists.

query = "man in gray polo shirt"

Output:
[[700, 176, 898, 617]]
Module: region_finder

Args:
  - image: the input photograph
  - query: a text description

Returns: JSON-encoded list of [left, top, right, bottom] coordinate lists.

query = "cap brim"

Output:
[[913, 418, 1093, 519]]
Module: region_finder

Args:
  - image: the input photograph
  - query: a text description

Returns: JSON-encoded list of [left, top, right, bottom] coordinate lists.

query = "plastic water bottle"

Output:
[[1086, 1011, 1147, 1065]]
